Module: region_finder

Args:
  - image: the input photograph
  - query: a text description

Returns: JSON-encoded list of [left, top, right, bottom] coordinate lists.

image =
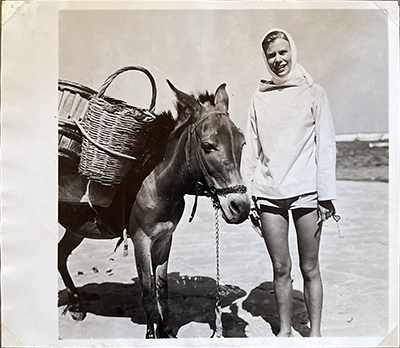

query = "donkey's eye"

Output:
[[201, 142, 216, 152]]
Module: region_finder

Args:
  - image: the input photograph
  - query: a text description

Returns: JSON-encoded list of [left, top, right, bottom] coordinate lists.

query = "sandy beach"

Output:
[[58, 179, 390, 340]]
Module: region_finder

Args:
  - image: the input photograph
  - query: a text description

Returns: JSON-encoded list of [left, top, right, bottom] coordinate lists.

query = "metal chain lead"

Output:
[[213, 203, 223, 338], [214, 205, 220, 291]]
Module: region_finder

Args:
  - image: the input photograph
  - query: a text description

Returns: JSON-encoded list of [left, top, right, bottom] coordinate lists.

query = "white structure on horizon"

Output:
[[336, 133, 389, 142]]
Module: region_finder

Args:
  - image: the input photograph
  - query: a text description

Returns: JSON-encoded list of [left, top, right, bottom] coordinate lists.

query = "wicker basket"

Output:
[[76, 66, 157, 186]]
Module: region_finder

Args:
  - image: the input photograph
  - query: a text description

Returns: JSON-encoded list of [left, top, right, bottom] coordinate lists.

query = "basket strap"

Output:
[[74, 120, 137, 160], [97, 66, 157, 112]]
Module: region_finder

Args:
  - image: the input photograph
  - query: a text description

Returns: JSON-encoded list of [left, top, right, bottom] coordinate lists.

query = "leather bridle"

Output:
[[185, 111, 247, 216]]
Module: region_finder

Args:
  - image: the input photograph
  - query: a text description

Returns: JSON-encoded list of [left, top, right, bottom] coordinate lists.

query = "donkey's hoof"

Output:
[[145, 322, 156, 339], [145, 331, 155, 339], [69, 310, 86, 321]]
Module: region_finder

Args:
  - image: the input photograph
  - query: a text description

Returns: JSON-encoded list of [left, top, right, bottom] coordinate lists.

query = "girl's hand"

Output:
[[317, 200, 336, 223]]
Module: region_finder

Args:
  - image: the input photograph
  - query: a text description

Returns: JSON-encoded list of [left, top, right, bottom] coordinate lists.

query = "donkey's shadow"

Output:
[[58, 272, 248, 337]]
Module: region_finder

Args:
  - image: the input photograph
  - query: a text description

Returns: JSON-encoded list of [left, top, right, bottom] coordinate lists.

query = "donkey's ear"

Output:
[[214, 83, 229, 113], [167, 80, 198, 110]]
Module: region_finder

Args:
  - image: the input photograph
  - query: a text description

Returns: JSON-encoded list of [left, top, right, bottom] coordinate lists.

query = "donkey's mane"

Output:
[[197, 91, 216, 106], [175, 91, 216, 125], [167, 90, 216, 141]]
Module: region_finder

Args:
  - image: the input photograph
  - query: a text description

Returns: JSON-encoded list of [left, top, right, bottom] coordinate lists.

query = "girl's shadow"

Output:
[[58, 272, 248, 338], [242, 281, 311, 337]]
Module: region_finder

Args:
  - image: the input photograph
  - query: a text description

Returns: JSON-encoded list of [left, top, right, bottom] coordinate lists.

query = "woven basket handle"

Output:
[[97, 66, 157, 112]]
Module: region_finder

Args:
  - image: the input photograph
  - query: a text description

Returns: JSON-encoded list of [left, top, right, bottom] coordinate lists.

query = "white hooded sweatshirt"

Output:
[[241, 28, 336, 201]]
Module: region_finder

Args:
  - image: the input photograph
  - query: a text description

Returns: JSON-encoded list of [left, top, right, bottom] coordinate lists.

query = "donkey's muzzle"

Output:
[[219, 193, 250, 224]]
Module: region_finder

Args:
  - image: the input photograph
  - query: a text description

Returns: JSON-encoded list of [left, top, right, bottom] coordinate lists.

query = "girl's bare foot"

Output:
[[277, 328, 294, 337], [309, 330, 322, 337]]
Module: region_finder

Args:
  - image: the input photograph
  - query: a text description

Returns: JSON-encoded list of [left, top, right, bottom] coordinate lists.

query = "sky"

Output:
[[59, 8, 389, 134]]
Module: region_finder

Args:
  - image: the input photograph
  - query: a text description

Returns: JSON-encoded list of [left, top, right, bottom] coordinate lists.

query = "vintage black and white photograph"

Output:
[[1, 1, 399, 347]]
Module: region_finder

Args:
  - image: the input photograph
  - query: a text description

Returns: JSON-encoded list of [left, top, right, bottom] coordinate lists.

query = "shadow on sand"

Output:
[[242, 281, 311, 337], [58, 272, 248, 338], [59, 275, 311, 338]]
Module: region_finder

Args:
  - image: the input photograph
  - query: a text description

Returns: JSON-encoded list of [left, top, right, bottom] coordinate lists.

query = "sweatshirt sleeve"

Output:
[[314, 85, 337, 200], [240, 97, 260, 197]]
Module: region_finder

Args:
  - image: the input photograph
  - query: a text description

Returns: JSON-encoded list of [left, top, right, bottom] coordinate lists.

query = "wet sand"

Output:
[[58, 180, 389, 340]]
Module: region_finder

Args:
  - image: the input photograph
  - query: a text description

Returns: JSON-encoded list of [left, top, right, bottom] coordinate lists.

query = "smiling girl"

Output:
[[241, 28, 337, 337]]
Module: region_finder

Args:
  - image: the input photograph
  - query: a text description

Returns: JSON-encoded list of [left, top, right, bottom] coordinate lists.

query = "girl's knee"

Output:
[[300, 262, 320, 281], [273, 260, 292, 279]]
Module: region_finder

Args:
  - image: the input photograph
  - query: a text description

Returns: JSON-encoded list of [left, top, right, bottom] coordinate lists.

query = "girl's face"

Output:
[[264, 38, 292, 77]]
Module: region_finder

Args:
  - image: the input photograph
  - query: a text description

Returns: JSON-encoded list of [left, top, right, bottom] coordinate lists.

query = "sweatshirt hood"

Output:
[[259, 28, 313, 91]]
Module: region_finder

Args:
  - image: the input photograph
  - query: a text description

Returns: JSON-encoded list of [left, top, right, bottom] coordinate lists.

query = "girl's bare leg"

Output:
[[293, 208, 323, 337], [260, 208, 293, 337]]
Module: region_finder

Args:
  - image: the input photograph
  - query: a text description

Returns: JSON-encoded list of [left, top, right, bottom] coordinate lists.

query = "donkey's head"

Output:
[[167, 80, 250, 224]]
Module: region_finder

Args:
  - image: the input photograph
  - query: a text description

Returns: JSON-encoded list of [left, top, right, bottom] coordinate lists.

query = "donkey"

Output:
[[58, 81, 250, 338]]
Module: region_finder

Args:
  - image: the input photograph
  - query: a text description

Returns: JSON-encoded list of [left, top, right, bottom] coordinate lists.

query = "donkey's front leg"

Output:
[[132, 230, 157, 339], [152, 233, 176, 338]]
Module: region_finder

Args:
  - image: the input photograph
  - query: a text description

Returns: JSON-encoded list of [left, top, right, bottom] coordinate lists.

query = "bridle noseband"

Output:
[[186, 111, 247, 213]]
